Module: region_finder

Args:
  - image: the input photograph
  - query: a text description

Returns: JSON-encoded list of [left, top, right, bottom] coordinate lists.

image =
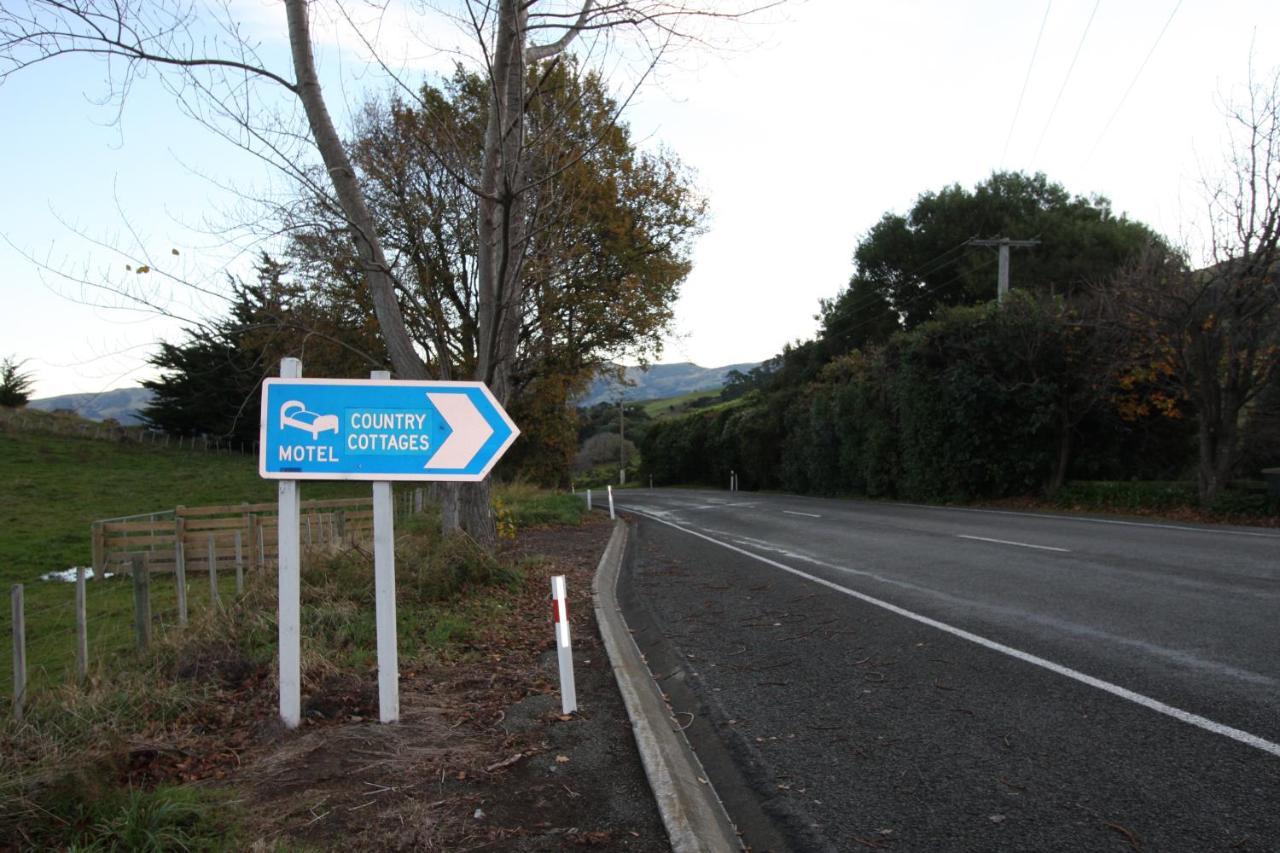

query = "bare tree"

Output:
[[2, 0, 777, 540], [1107, 68, 1280, 505]]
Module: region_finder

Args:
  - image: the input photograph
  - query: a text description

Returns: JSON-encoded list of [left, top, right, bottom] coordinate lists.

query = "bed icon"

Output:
[[280, 400, 339, 439]]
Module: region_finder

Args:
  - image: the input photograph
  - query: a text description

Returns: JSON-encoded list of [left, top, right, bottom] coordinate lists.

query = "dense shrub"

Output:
[[642, 295, 1203, 502]]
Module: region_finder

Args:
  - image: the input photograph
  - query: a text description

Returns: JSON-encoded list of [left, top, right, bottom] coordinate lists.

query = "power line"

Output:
[[826, 238, 974, 328], [1001, 0, 1054, 167], [1029, 0, 1102, 164], [1084, 0, 1183, 164]]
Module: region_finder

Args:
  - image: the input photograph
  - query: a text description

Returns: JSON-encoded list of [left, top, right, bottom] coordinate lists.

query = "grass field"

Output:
[[640, 388, 719, 418]]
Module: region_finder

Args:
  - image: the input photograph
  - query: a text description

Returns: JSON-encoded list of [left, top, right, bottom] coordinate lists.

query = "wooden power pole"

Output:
[[968, 237, 1040, 303]]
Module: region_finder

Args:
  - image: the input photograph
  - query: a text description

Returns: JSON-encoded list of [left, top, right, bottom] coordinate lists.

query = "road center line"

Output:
[[957, 534, 1070, 552], [632, 511, 1280, 760], [782, 510, 822, 518]]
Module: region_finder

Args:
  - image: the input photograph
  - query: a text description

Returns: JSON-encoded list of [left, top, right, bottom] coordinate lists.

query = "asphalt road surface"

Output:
[[614, 488, 1280, 852]]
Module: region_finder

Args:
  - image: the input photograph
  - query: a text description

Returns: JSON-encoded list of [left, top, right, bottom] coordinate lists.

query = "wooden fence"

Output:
[[92, 497, 376, 581]]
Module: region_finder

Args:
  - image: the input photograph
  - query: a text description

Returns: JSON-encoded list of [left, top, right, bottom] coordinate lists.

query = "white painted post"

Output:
[[278, 357, 303, 729], [11, 585, 25, 722], [587, 489, 593, 511], [551, 575, 576, 714], [607, 485, 616, 520], [75, 566, 87, 683], [234, 530, 244, 595], [370, 369, 399, 724]]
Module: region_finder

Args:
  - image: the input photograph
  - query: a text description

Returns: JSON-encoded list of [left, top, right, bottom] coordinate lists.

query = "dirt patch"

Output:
[[224, 516, 670, 851]]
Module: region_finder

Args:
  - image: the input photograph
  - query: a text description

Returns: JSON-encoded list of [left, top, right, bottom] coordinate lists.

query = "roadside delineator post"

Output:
[[587, 489, 593, 511], [551, 575, 577, 714], [607, 485, 616, 520]]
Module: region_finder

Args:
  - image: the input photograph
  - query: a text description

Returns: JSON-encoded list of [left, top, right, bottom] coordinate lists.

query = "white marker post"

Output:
[[607, 484, 616, 520], [370, 370, 400, 724], [278, 357, 303, 729], [551, 575, 577, 714], [587, 489, 593, 511]]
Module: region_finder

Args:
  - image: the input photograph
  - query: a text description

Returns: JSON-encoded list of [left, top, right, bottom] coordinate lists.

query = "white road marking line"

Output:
[[782, 510, 822, 518], [634, 511, 1280, 760], [956, 534, 1070, 553], [898, 502, 1280, 539], [684, 502, 759, 511]]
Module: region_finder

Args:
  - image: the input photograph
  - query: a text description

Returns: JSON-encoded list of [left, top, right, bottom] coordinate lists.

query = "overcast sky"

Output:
[[2, 0, 1277, 399]]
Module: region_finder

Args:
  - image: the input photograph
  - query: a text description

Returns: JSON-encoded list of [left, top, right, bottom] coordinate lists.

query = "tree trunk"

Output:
[[284, 0, 425, 381]]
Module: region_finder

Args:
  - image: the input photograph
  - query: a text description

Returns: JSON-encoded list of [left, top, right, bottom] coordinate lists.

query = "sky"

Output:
[[2, 0, 1277, 399]]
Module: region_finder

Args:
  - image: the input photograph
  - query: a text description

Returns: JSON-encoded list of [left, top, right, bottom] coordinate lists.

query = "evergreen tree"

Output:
[[0, 356, 35, 407]]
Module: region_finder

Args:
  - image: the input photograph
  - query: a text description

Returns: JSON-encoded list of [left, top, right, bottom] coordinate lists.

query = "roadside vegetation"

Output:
[[0, 427, 588, 848], [641, 166, 1280, 521]]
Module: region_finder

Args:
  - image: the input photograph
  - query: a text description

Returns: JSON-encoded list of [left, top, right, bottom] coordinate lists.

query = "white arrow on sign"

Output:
[[425, 392, 494, 469]]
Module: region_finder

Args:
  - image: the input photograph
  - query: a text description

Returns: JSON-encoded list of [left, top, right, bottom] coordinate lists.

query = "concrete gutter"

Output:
[[592, 519, 742, 853]]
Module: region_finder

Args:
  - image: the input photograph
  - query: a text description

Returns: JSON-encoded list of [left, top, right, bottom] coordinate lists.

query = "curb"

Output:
[[592, 519, 742, 853]]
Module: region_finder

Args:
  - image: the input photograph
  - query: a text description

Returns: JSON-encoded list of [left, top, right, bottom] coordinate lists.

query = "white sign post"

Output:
[[277, 357, 303, 729], [370, 370, 399, 724], [607, 484, 615, 520], [551, 575, 577, 714]]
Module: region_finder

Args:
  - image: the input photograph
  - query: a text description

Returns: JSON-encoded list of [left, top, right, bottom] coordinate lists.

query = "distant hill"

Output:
[[578, 361, 759, 407], [28, 387, 154, 425]]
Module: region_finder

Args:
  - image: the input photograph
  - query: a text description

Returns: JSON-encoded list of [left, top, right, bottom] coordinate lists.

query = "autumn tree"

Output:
[[1107, 69, 1280, 504], [281, 64, 703, 484]]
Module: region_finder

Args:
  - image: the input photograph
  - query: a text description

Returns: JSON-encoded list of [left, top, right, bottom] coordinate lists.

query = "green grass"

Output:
[[640, 389, 721, 419], [495, 482, 589, 527], [0, 418, 362, 587]]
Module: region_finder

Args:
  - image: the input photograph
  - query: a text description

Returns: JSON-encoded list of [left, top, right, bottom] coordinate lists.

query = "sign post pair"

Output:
[[260, 359, 519, 727]]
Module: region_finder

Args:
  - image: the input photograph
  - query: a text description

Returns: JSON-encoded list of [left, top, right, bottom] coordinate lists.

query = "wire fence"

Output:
[[4, 487, 430, 721]]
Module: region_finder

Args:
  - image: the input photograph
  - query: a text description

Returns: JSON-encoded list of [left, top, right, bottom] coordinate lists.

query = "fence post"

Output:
[[132, 556, 151, 650], [336, 510, 346, 543], [75, 566, 88, 683], [11, 585, 25, 721], [174, 516, 188, 626], [234, 530, 244, 595], [207, 534, 219, 605], [90, 522, 104, 580], [247, 514, 259, 574]]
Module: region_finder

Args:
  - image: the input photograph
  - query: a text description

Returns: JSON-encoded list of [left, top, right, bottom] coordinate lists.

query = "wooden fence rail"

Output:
[[92, 497, 376, 582]]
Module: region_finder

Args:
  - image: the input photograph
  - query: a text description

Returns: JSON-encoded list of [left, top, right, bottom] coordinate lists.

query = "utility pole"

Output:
[[618, 397, 626, 486], [968, 237, 1040, 303]]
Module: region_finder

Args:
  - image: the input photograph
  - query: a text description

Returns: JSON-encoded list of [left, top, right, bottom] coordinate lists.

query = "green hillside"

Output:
[[1, 415, 359, 586]]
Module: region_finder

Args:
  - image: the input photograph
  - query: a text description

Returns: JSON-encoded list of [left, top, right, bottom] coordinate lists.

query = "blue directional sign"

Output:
[[259, 379, 519, 481]]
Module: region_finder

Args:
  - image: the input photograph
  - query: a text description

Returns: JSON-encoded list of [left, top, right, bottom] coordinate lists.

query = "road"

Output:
[[614, 488, 1280, 852]]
